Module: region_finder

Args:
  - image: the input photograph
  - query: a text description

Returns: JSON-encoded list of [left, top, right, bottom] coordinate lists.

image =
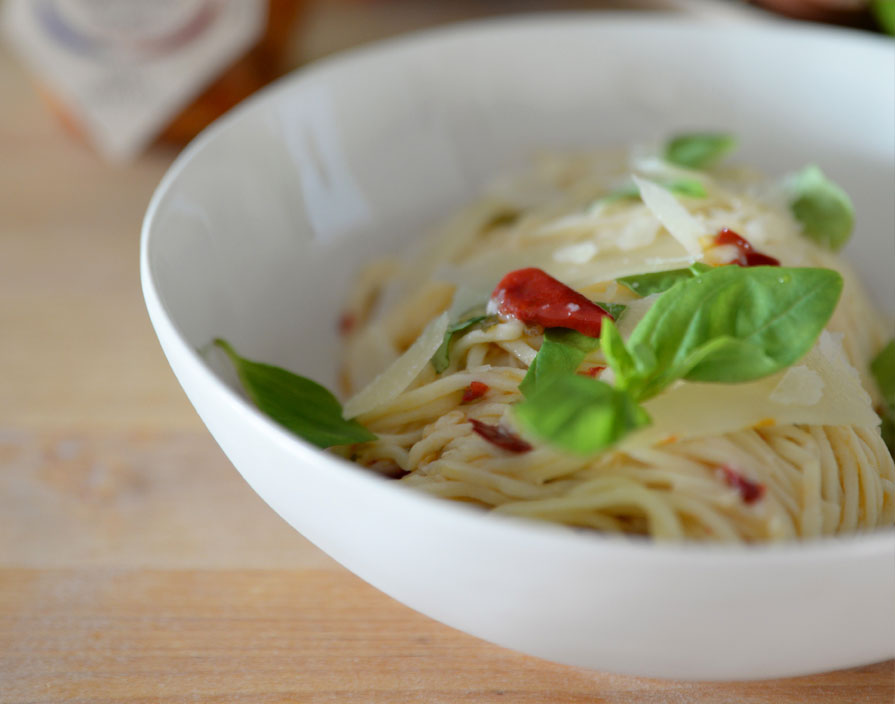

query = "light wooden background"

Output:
[[1, 2, 892, 702]]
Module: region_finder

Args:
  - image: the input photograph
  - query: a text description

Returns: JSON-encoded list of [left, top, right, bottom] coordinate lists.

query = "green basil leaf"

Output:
[[618, 262, 711, 297], [872, 0, 895, 35], [788, 165, 854, 252], [519, 328, 600, 398], [871, 340, 895, 457], [514, 375, 651, 455], [593, 300, 627, 320], [663, 178, 708, 198], [871, 340, 895, 408], [622, 266, 842, 398], [430, 314, 493, 373], [664, 133, 737, 169], [880, 411, 895, 459], [600, 178, 707, 205], [214, 339, 376, 448]]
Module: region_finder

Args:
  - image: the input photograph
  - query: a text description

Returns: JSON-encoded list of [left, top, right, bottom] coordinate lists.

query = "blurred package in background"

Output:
[[1, 0, 303, 162], [2, 0, 890, 163]]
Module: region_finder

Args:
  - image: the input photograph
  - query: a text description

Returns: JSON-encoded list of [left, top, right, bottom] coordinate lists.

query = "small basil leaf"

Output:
[[665, 133, 737, 169], [514, 375, 651, 455], [593, 300, 627, 321], [872, 0, 895, 35], [871, 340, 895, 457], [431, 314, 492, 373], [618, 262, 711, 297], [625, 266, 842, 398], [880, 411, 895, 459], [871, 340, 895, 408], [663, 178, 708, 198], [519, 328, 600, 398], [788, 165, 854, 252], [214, 339, 376, 448]]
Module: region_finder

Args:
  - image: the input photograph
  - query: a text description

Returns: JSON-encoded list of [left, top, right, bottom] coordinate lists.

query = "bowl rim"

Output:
[[141, 12, 895, 562]]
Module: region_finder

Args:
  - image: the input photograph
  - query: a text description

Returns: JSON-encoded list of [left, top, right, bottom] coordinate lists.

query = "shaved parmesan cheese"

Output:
[[616, 294, 660, 339], [633, 176, 706, 257], [622, 333, 878, 450], [769, 365, 824, 406], [601, 280, 619, 300], [538, 205, 663, 255], [448, 285, 488, 320], [344, 312, 448, 419], [440, 233, 694, 296], [631, 155, 709, 184], [818, 330, 850, 369], [703, 244, 740, 267], [538, 212, 596, 236], [616, 211, 662, 251], [553, 241, 598, 264]]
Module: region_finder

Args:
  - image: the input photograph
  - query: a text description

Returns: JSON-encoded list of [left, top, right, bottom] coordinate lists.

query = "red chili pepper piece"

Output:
[[491, 268, 612, 338], [469, 419, 532, 453], [718, 465, 766, 504], [338, 312, 356, 335], [715, 228, 780, 267], [462, 381, 489, 403], [579, 366, 606, 378]]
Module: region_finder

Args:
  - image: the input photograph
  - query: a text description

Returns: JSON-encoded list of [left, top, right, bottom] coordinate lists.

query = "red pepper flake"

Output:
[[579, 365, 606, 378], [491, 268, 612, 338], [469, 418, 532, 454], [718, 465, 766, 504], [714, 228, 780, 267], [462, 381, 489, 403], [338, 312, 357, 335]]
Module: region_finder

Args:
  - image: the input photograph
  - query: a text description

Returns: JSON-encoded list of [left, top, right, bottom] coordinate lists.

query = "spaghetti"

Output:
[[335, 142, 894, 542]]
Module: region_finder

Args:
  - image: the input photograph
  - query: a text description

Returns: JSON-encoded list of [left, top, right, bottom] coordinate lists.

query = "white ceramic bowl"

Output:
[[141, 15, 895, 680]]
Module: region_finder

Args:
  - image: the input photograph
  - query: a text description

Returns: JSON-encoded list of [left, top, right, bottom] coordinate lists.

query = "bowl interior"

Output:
[[142, 15, 895, 680], [145, 16, 894, 396]]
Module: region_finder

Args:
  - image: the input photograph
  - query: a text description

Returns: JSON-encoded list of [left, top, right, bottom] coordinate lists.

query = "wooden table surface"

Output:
[[1, 3, 893, 702]]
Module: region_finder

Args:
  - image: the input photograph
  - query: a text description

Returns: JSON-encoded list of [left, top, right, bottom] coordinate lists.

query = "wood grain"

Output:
[[2, 569, 892, 704], [1, 2, 893, 702], [0, 47, 199, 433], [0, 429, 332, 570]]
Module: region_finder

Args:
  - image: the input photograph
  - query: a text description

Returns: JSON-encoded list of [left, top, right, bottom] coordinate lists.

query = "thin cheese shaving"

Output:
[[633, 175, 705, 258], [616, 294, 660, 339], [344, 312, 449, 419], [770, 365, 825, 406], [440, 235, 695, 294], [553, 241, 598, 264], [623, 333, 878, 449]]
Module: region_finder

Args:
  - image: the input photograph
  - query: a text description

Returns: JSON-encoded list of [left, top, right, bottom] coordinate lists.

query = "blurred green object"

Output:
[[872, 0, 895, 34]]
